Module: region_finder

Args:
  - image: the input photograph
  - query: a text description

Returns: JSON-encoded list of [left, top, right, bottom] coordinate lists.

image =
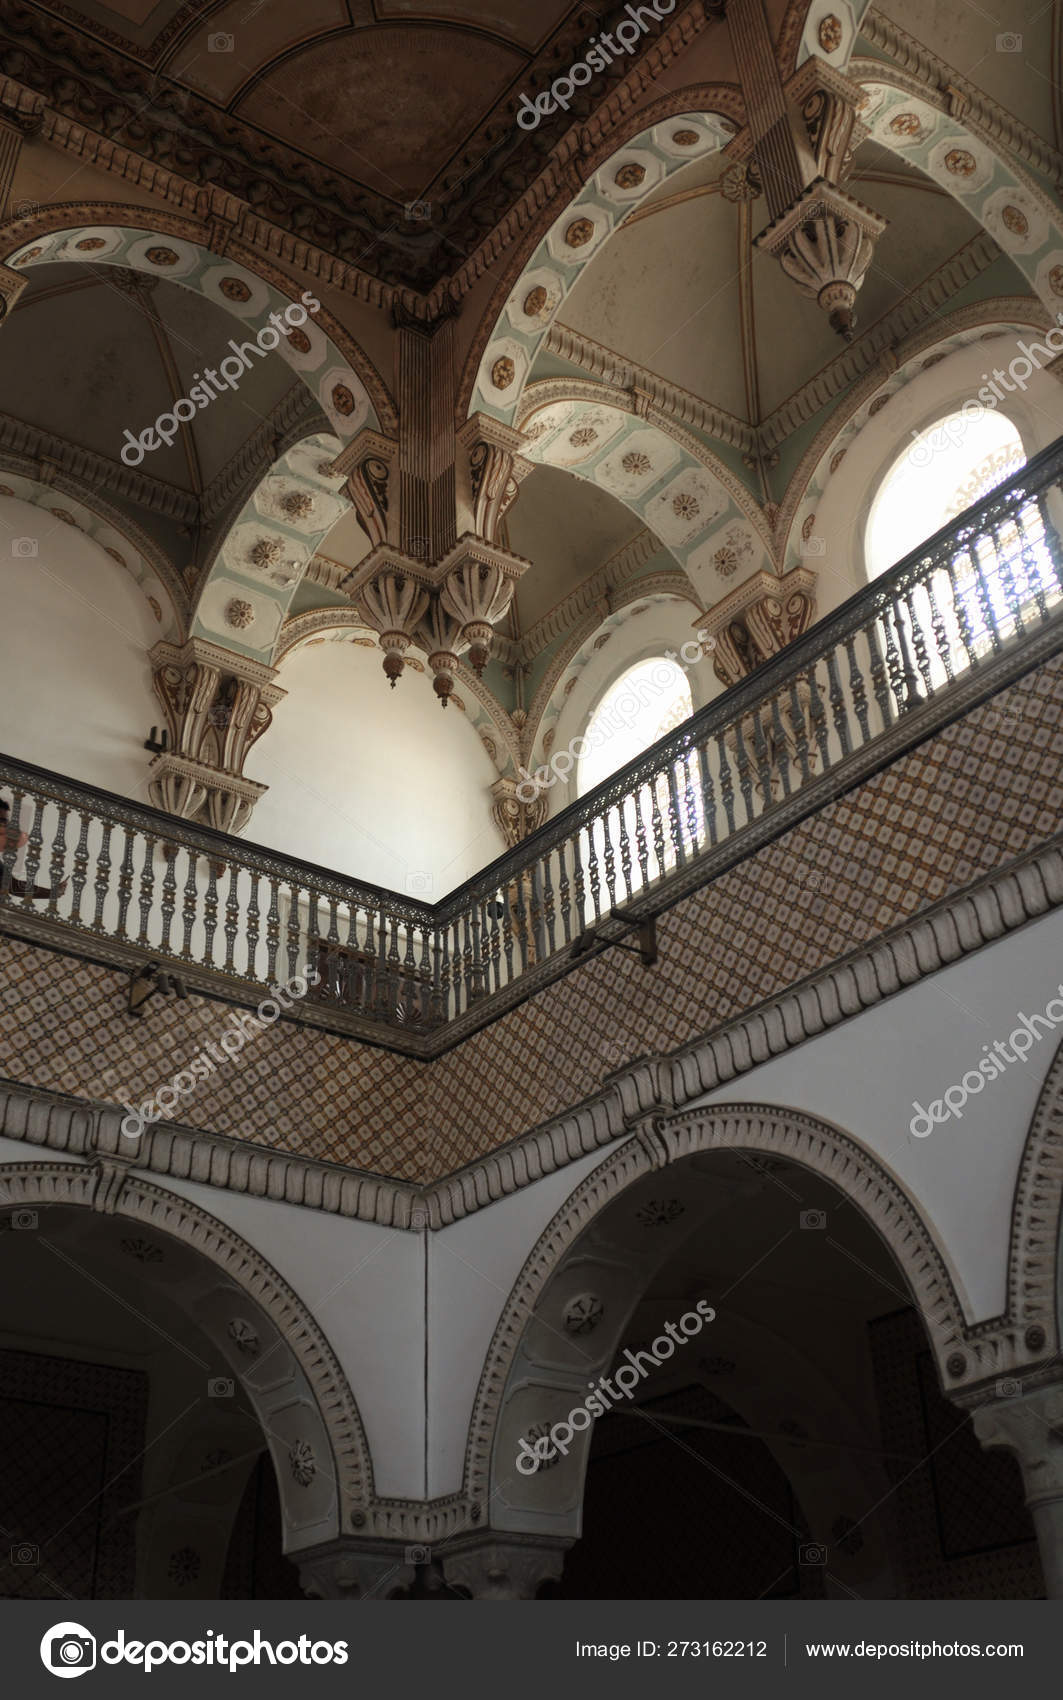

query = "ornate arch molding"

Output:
[[1006, 1037, 1063, 1369], [0, 1159, 375, 1546], [0, 458, 188, 638], [1, 209, 396, 669], [274, 606, 523, 781], [457, 97, 743, 428], [0, 204, 395, 431], [849, 74, 1063, 317], [463, 1105, 970, 1512], [776, 299, 1060, 574], [516, 376, 774, 605], [523, 578, 700, 775]]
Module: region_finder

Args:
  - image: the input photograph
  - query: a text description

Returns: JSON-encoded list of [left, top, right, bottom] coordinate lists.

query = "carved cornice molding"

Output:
[[0, 407, 197, 523], [544, 322, 758, 455], [514, 530, 667, 662], [199, 386, 325, 525], [856, 15, 1063, 187]]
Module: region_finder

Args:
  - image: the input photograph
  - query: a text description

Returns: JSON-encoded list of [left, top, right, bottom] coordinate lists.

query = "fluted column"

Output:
[[972, 1382, 1063, 1598]]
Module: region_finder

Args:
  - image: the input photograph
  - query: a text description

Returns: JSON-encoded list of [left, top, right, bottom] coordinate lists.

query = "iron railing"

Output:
[[3, 435, 1063, 1055]]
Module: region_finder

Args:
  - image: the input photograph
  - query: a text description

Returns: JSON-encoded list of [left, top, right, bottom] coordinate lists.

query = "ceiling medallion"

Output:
[[250, 537, 284, 568], [144, 246, 179, 266], [491, 355, 515, 390], [14, 246, 43, 265], [75, 237, 107, 251], [671, 129, 700, 146], [817, 13, 843, 52], [523, 284, 549, 317], [1001, 204, 1029, 236], [563, 1293, 604, 1335], [622, 450, 652, 475], [287, 327, 312, 354], [868, 395, 890, 415], [331, 383, 356, 416], [220, 276, 252, 301], [615, 163, 646, 189], [829, 446, 847, 472], [802, 512, 817, 540], [570, 426, 598, 446], [944, 148, 977, 177], [565, 217, 596, 247], [280, 491, 314, 520], [888, 112, 922, 137], [225, 597, 255, 629], [672, 492, 701, 521], [720, 160, 761, 203], [1049, 265, 1063, 298], [289, 1440, 317, 1487], [634, 1198, 685, 1228]]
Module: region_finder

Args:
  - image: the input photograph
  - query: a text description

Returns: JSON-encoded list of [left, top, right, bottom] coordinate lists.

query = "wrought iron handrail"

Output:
[[3, 432, 1063, 1053]]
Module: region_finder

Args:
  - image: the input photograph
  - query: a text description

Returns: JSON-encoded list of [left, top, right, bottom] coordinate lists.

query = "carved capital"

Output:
[[698, 566, 818, 687], [0, 262, 28, 325], [441, 1536, 568, 1600], [973, 1383, 1063, 1506], [297, 1539, 415, 1601]]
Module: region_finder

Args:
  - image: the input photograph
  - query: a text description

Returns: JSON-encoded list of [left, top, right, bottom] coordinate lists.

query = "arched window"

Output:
[[865, 409, 1054, 663], [577, 657, 693, 796], [576, 657, 697, 902], [865, 409, 1027, 581]]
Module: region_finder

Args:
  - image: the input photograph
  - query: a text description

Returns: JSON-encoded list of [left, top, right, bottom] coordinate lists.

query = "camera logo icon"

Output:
[[207, 1376, 234, 1397], [208, 32, 234, 51], [41, 1622, 96, 1679], [800, 1209, 827, 1230], [11, 537, 38, 557], [799, 1542, 828, 1565], [996, 32, 1021, 51]]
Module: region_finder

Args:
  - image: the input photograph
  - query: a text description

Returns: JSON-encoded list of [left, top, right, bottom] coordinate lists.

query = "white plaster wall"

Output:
[[149, 1174, 427, 1500], [808, 330, 1063, 619], [543, 598, 718, 819], [245, 641, 506, 896], [0, 495, 159, 799], [688, 905, 1063, 1323], [426, 1146, 606, 1497]]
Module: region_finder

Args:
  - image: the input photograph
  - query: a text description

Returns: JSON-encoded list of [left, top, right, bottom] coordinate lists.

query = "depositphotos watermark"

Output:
[[120, 969, 319, 1139], [907, 315, 1063, 469], [909, 986, 1063, 1137], [515, 1297, 715, 1473], [516, 1, 676, 130], [120, 291, 321, 465], [40, 1622, 348, 1677], [516, 634, 715, 803]]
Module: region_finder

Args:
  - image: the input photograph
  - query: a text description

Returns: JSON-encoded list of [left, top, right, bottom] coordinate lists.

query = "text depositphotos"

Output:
[[120, 291, 321, 465], [516, 1, 676, 130]]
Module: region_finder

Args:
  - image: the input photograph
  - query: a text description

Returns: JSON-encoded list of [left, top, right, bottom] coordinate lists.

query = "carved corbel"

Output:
[[326, 429, 398, 548], [489, 777, 548, 848], [459, 415, 533, 544], [147, 638, 284, 833]]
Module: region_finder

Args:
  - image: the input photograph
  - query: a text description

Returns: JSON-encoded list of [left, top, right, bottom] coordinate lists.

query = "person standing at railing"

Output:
[[0, 799, 67, 899]]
